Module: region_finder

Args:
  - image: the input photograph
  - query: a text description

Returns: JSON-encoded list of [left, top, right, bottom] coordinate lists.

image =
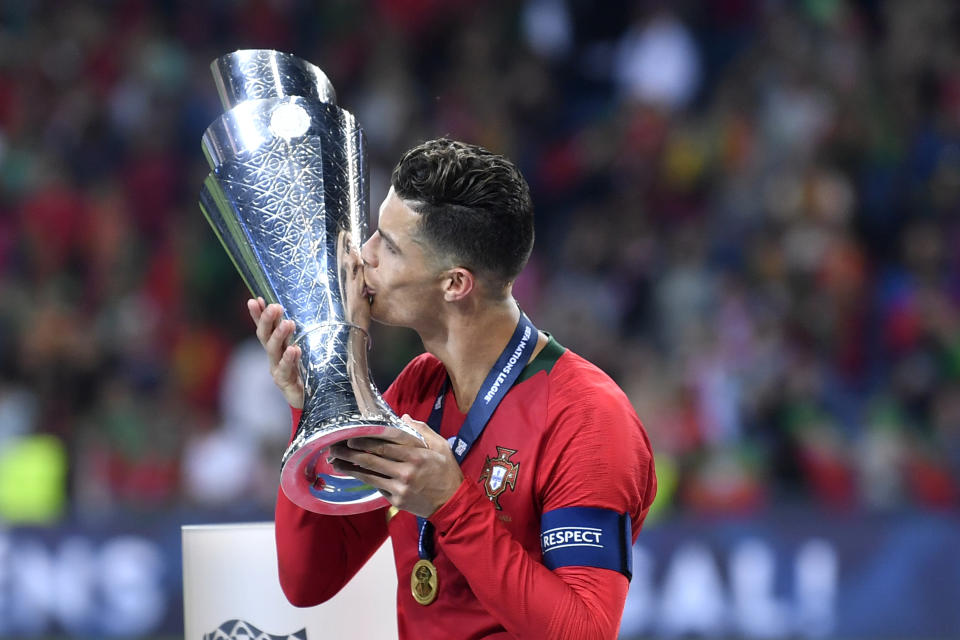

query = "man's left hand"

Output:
[[328, 415, 464, 518]]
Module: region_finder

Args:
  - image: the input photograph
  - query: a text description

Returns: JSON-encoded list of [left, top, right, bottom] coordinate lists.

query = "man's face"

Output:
[[360, 187, 445, 328]]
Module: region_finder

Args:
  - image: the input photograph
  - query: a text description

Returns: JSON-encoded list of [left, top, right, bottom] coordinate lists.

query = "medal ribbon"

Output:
[[416, 312, 538, 562]]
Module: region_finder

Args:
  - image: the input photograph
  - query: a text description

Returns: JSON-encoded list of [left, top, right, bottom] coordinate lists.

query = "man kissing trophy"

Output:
[[199, 49, 422, 515]]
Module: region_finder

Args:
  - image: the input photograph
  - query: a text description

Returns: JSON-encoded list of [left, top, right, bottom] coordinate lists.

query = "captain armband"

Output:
[[540, 506, 633, 580]]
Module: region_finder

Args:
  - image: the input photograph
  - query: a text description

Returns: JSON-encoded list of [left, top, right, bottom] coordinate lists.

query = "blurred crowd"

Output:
[[0, 0, 958, 524]]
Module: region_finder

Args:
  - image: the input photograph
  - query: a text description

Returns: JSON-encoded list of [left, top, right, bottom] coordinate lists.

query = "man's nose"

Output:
[[360, 234, 376, 267]]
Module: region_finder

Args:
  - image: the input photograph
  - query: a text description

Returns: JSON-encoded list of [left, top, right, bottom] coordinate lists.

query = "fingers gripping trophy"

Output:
[[198, 50, 423, 514]]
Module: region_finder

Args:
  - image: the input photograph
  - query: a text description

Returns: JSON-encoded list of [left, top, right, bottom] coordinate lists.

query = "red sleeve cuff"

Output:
[[428, 477, 486, 536]]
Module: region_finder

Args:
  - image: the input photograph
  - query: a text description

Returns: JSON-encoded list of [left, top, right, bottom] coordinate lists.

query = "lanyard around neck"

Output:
[[417, 311, 539, 561], [425, 312, 538, 463]]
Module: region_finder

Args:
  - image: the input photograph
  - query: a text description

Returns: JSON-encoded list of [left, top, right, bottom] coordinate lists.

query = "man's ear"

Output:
[[442, 267, 475, 302]]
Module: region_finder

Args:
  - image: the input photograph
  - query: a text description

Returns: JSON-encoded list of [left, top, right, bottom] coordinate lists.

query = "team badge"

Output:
[[479, 446, 519, 510]]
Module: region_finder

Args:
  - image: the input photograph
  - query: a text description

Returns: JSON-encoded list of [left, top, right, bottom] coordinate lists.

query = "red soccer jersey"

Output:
[[275, 336, 656, 639]]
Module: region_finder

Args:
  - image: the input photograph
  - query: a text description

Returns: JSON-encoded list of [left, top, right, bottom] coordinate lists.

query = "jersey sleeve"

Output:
[[537, 361, 656, 538], [428, 356, 656, 639]]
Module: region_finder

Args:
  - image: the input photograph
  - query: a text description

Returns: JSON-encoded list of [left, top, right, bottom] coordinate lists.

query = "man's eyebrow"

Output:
[[379, 229, 402, 253]]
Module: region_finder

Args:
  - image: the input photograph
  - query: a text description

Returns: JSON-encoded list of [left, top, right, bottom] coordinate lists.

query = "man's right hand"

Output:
[[248, 297, 304, 409]]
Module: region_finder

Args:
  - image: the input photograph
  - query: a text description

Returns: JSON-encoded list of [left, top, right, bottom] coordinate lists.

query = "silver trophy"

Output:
[[199, 50, 422, 515]]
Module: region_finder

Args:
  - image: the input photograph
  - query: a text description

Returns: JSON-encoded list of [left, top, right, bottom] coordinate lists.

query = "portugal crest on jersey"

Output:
[[479, 446, 519, 510]]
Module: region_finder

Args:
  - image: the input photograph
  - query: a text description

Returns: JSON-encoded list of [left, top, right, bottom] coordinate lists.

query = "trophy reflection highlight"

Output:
[[198, 50, 421, 514]]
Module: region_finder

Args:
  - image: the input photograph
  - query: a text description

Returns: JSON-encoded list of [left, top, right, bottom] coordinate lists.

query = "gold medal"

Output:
[[411, 558, 438, 605]]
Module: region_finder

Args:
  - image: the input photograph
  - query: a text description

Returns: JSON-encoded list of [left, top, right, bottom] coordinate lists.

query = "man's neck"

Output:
[[420, 297, 545, 413]]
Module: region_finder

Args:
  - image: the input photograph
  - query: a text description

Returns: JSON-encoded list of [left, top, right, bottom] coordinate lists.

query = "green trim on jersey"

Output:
[[517, 333, 566, 384]]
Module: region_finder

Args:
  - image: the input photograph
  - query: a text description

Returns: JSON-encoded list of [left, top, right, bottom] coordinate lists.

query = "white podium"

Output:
[[182, 522, 398, 640]]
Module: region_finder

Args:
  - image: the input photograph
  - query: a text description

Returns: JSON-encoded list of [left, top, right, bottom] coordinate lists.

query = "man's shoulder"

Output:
[[543, 345, 643, 432], [548, 347, 627, 402], [536, 344, 655, 522]]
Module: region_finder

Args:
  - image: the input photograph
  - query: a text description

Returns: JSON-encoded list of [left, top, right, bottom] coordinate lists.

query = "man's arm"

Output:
[[430, 479, 631, 639], [274, 407, 388, 606], [431, 377, 655, 639]]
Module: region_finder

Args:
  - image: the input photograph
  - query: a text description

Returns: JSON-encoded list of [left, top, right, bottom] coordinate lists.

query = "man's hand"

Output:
[[248, 297, 304, 409], [328, 415, 465, 518]]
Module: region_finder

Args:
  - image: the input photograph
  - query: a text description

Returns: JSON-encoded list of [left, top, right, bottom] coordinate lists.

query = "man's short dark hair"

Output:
[[391, 138, 534, 292]]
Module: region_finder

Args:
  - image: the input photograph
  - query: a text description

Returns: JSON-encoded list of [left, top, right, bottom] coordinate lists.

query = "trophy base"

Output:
[[280, 420, 418, 515]]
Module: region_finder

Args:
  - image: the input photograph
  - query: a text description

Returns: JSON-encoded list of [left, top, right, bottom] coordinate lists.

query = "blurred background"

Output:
[[1, 0, 959, 637]]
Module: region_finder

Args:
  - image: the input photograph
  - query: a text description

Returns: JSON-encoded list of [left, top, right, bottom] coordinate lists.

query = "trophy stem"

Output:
[[279, 323, 409, 514]]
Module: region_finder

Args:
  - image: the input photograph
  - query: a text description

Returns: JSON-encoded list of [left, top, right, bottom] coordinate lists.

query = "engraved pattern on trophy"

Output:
[[209, 108, 393, 492], [198, 50, 423, 514], [212, 49, 337, 110], [236, 55, 287, 100]]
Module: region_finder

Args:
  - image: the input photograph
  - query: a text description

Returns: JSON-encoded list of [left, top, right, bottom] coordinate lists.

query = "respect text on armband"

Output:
[[541, 527, 604, 554]]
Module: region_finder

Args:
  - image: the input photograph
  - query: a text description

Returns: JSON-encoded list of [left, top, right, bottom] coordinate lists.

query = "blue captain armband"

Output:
[[540, 507, 633, 580]]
